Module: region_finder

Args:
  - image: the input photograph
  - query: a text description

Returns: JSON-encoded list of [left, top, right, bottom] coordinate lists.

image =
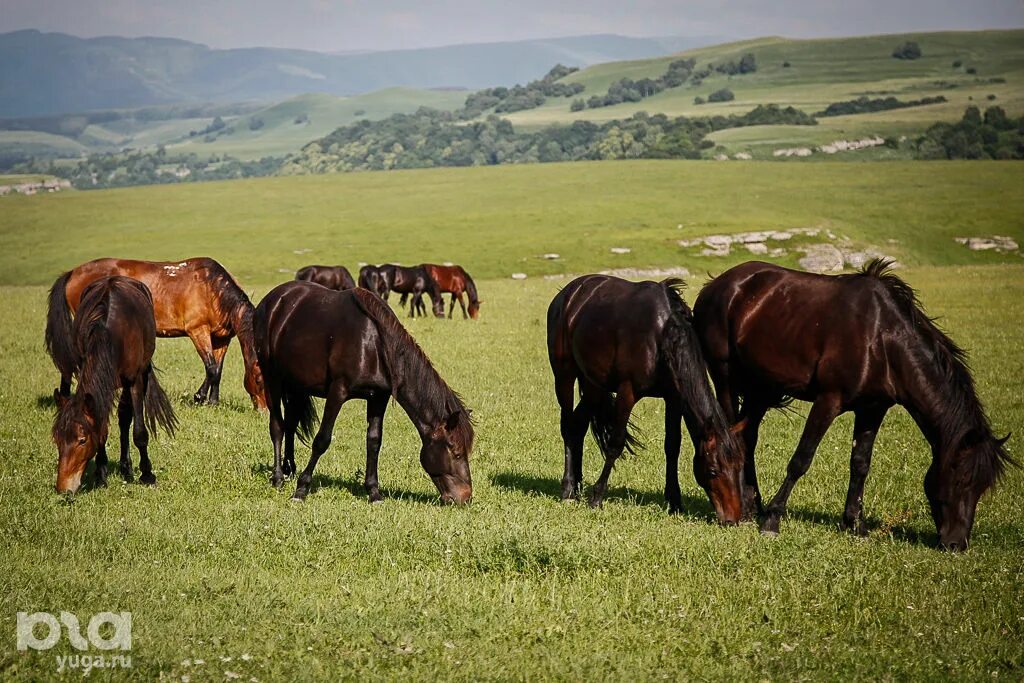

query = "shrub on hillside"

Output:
[[892, 41, 922, 60], [707, 88, 735, 103]]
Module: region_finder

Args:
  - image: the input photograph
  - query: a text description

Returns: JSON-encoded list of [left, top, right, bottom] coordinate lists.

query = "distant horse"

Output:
[[295, 265, 356, 290], [421, 264, 482, 319], [380, 264, 445, 318], [52, 276, 177, 494], [46, 257, 266, 410], [547, 275, 746, 523], [357, 265, 390, 300], [693, 259, 1013, 549], [254, 281, 474, 503]]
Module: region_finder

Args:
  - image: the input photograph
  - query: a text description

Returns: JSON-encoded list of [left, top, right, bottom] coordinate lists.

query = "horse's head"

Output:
[[52, 390, 102, 494], [468, 300, 481, 320], [244, 358, 268, 411], [420, 409, 473, 504], [430, 293, 446, 318], [693, 418, 747, 525], [925, 432, 1010, 551]]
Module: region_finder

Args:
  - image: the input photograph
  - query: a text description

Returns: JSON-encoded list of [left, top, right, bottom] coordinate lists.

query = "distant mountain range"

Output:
[[0, 30, 726, 117]]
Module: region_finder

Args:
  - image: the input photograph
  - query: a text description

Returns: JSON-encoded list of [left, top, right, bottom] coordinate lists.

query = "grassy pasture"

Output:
[[0, 161, 1021, 680]]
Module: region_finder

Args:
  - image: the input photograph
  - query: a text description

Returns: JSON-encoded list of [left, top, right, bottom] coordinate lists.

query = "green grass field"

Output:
[[0, 161, 1022, 680]]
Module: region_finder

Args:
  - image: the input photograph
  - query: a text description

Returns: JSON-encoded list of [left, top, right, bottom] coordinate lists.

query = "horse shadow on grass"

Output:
[[489, 471, 717, 522], [248, 462, 440, 504]]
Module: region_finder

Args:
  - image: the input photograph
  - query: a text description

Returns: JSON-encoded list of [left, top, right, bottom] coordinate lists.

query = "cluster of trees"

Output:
[[712, 53, 757, 76], [10, 148, 281, 189], [580, 58, 697, 109], [459, 65, 585, 118], [915, 106, 1024, 160], [814, 95, 947, 117], [281, 103, 817, 174], [892, 42, 922, 60], [189, 116, 228, 140]]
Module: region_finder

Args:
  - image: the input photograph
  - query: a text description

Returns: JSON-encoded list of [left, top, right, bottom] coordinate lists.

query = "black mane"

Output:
[[860, 258, 1013, 489]]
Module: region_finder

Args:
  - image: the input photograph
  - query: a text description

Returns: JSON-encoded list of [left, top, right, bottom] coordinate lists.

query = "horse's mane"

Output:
[[202, 259, 253, 326], [350, 289, 474, 447], [459, 267, 480, 305], [859, 258, 1013, 489], [53, 284, 119, 439]]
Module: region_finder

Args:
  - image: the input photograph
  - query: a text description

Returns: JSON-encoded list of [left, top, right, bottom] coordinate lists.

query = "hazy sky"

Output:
[[2, 0, 1022, 52]]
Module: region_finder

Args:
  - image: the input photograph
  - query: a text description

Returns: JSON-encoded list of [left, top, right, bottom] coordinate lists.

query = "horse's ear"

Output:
[[730, 417, 749, 436], [445, 410, 462, 432], [997, 433, 1011, 447], [53, 389, 69, 409]]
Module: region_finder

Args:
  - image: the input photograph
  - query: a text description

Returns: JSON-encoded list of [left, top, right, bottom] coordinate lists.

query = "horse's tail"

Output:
[[287, 390, 320, 445], [589, 393, 643, 458], [144, 367, 178, 437], [461, 268, 479, 305], [45, 271, 77, 381]]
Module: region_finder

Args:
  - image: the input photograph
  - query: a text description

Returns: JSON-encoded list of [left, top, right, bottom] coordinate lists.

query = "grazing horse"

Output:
[[547, 275, 746, 523], [423, 264, 482, 319], [254, 281, 474, 503], [46, 257, 266, 410], [693, 259, 1013, 549], [52, 276, 177, 494], [380, 264, 445, 318], [295, 265, 356, 291]]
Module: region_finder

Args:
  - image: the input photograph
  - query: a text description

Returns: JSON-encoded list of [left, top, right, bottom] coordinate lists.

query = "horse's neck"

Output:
[[392, 382, 443, 441], [896, 344, 979, 454], [229, 301, 258, 364]]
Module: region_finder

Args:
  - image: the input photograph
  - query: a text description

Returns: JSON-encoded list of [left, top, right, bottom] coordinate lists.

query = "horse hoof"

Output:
[[760, 528, 779, 537], [290, 490, 307, 502], [140, 473, 156, 486], [271, 477, 284, 490], [369, 497, 384, 505]]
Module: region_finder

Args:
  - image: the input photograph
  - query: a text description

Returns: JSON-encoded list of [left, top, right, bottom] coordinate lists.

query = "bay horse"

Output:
[[295, 265, 356, 290], [254, 281, 474, 503], [693, 259, 1013, 549], [357, 264, 390, 300], [46, 257, 266, 410], [422, 264, 482, 319], [547, 275, 746, 523], [52, 276, 177, 494], [380, 264, 445, 318]]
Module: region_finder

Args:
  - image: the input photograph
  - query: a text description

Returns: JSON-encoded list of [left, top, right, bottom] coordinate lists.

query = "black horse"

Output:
[[357, 265, 389, 300], [547, 275, 746, 524], [379, 264, 445, 318], [52, 276, 177, 493], [296, 265, 356, 291], [693, 259, 1013, 549], [254, 281, 474, 503]]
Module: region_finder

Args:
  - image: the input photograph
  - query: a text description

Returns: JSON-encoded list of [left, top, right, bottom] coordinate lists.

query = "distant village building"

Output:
[[0, 178, 72, 197]]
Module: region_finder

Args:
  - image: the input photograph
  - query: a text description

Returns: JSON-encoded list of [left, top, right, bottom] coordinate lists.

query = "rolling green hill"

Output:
[[497, 30, 1024, 156]]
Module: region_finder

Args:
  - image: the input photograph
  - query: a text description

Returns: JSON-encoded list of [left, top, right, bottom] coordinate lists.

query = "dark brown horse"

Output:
[[52, 276, 177, 493], [295, 265, 356, 290], [254, 281, 474, 503], [693, 259, 1013, 549], [380, 264, 445, 318], [357, 265, 390, 300], [547, 275, 746, 523], [46, 257, 266, 410], [423, 264, 482, 319]]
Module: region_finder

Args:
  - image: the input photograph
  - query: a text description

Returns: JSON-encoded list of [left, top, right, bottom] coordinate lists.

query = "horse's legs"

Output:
[[456, 292, 468, 319], [281, 396, 299, 477], [841, 406, 888, 536], [739, 399, 770, 520], [664, 399, 683, 514], [448, 293, 455, 319], [131, 378, 156, 486], [364, 394, 389, 503], [117, 388, 134, 482], [94, 443, 109, 488], [589, 384, 637, 509], [293, 384, 348, 501], [556, 374, 588, 500], [268, 382, 286, 489], [761, 394, 842, 535], [206, 337, 230, 406], [187, 326, 216, 404]]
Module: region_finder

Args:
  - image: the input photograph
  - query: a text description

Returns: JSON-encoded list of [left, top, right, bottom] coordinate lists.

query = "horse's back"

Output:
[[256, 282, 381, 396]]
